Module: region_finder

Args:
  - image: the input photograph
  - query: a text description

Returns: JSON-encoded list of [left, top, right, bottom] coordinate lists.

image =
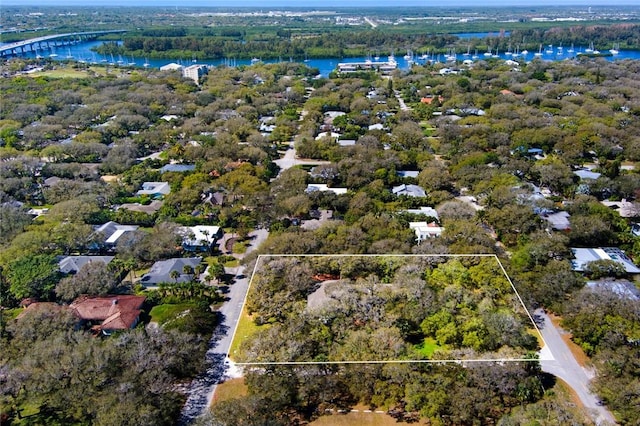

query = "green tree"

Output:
[[6, 254, 60, 301]]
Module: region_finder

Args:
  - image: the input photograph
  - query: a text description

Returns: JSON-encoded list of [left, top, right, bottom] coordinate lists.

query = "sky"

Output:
[[7, 1, 640, 6]]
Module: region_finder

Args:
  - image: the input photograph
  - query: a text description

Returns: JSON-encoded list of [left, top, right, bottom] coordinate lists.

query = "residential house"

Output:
[[306, 184, 348, 195], [140, 257, 202, 286], [571, 247, 640, 274], [59, 255, 114, 274], [420, 95, 444, 105], [574, 168, 601, 181], [601, 199, 639, 218], [403, 206, 439, 220], [396, 170, 420, 179], [70, 295, 146, 335], [410, 221, 444, 242], [586, 279, 640, 301], [392, 184, 427, 198], [181, 225, 223, 252], [160, 63, 183, 71], [136, 182, 171, 197], [541, 211, 571, 231], [94, 221, 139, 250], [159, 164, 196, 173]]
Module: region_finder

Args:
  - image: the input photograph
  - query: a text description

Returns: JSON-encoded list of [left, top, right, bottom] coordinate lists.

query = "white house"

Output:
[[571, 247, 640, 274], [404, 206, 439, 220], [180, 225, 223, 252], [410, 221, 444, 242], [306, 184, 348, 195], [393, 184, 426, 198], [137, 182, 171, 197]]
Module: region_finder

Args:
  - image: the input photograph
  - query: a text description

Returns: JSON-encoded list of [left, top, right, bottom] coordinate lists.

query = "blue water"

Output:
[[14, 39, 640, 77], [454, 32, 511, 39]]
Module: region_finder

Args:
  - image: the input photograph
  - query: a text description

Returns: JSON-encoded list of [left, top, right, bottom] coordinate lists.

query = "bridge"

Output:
[[0, 30, 127, 58]]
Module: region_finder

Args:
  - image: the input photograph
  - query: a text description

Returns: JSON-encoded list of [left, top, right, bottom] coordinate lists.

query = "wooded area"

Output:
[[1, 12, 639, 422]]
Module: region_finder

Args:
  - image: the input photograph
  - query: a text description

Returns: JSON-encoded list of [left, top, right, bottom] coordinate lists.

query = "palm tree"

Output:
[[183, 265, 194, 282], [194, 263, 206, 280], [170, 270, 180, 283], [123, 257, 137, 282]]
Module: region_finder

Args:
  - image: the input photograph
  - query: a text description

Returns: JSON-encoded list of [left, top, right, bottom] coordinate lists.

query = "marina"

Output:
[[3, 37, 640, 77]]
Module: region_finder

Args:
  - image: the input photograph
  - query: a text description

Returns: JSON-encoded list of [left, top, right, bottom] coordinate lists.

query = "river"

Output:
[[11, 39, 640, 77]]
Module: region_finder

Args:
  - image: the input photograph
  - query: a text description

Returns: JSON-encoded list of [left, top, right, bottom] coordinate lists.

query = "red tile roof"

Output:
[[70, 295, 145, 331], [420, 96, 444, 105]]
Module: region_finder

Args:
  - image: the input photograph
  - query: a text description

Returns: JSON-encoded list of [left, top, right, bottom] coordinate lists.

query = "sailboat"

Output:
[[545, 44, 553, 54], [66, 48, 73, 59], [585, 42, 594, 53], [463, 45, 470, 57], [472, 49, 479, 60], [143, 58, 150, 67], [49, 46, 58, 58], [609, 43, 620, 55], [534, 44, 543, 57], [505, 44, 513, 56], [567, 43, 575, 53]]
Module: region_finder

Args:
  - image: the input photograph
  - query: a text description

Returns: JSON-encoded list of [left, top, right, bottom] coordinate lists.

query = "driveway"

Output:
[[178, 229, 268, 425], [535, 309, 617, 425], [273, 141, 330, 173]]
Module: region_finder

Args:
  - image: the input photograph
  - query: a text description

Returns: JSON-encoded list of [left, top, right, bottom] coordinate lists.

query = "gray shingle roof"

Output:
[[140, 257, 202, 285]]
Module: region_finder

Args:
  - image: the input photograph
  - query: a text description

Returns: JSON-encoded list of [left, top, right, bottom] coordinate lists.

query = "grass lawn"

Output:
[[210, 378, 248, 407], [228, 308, 268, 361], [149, 303, 196, 325], [232, 241, 248, 254], [27, 67, 96, 78], [528, 327, 545, 349], [223, 258, 240, 267], [311, 406, 427, 426], [413, 337, 442, 357], [2, 308, 24, 321]]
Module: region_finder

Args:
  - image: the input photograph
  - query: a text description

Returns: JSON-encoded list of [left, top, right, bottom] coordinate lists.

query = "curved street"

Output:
[[535, 309, 617, 425]]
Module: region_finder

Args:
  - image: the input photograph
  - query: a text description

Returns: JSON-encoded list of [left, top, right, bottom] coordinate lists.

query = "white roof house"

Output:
[[305, 184, 348, 195], [315, 131, 341, 140], [574, 169, 601, 180], [180, 225, 223, 251], [541, 211, 571, 231], [571, 247, 640, 274], [137, 182, 171, 196], [601, 199, 639, 218], [410, 221, 444, 242], [393, 184, 426, 198], [160, 63, 183, 71], [404, 206, 439, 220], [94, 221, 139, 248]]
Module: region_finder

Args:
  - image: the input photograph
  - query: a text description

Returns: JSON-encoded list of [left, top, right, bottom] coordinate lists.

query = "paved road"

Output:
[[273, 141, 330, 172], [178, 229, 269, 425], [394, 90, 411, 111], [535, 309, 617, 425]]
